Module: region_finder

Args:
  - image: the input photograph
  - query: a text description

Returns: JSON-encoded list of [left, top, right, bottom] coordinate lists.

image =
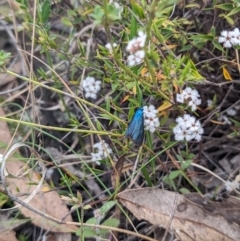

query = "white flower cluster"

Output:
[[173, 114, 204, 142], [82, 76, 101, 99], [105, 42, 117, 54], [143, 105, 160, 133], [126, 31, 146, 66], [91, 141, 112, 165], [218, 28, 240, 48], [176, 87, 201, 111]]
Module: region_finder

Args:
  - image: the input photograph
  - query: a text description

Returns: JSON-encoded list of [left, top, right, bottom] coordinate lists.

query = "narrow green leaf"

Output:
[[136, 82, 143, 106], [141, 166, 153, 186], [76, 225, 96, 238], [103, 217, 120, 227], [130, 14, 137, 39], [215, 3, 233, 11], [61, 17, 73, 27], [226, 6, 240, 17], [225, 15, 234, 25], [100, 201, 116, 214], [179, 188, 190, 194], [169, 170, 181, 179], [131, 0, 145, 18], [212, 40, 224, 51], [41, 0, 51, 23], [179, 45, 192, 52], [163, 175, 177, 190], [181, 160, 192, 170]]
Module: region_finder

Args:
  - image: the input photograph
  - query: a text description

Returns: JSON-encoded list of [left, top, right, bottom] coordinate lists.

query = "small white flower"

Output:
[[126, 31, 146, 66], [173, 114, 204, 142], [105, 42, 117, 53], [82, 76, 101, 99], [218, 28, 240, 48], [143, 105, 160, 133], [226, 108, 237, 116], [127, 52, 145, 66], [91, 141, 112, 165], [176, 93, 184, 103], [176, 87, 201, 111], [91, 153, 102, 165], [218, 30, 232, 48]]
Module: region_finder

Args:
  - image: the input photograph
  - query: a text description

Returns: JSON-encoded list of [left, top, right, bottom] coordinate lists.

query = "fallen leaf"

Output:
[[161, 44, 177, 50], [111, 154, 126, 190], [0, 214, 29, 232], [222, 66, 232, 81], [0, 62, 21, 87], [158, 101, 173, 112], [121, 95, 130, 104], [0, 230, 18, 241], [118, 188, 240, 241], [0, 108, 77, 234]]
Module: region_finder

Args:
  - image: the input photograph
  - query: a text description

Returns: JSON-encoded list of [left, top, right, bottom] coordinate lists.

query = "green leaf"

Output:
[[41, 0, 51, 23], [86, 217, 97, 224], [90, 5, 104, 25], [100, 218, 120, 235], [181, 160, 192, 170], [215, 3, 233, 11], [179, 45, 193, 52], [100, 201, 116, 215], [107, 3, 123, 21], [16, 0, 28, 8], [212, 40, 224, 51], [225, 15, 234, 25], [100, 218, 120, 236], [230, 118, 240, 127], [169, 170, 181, 179], [136, 83, 143, 106], [61, 17, 73, 27], [0, 50, 11, 67], [76, 223, 96, 238], [226, 6, 240, 17], [163, 175, 177, 190], [185, 3, 201, 8], [141, 166, 153, 186], [131, 0, 145, 18], [0, 192, 8, 207], [130, 14, 137, 39], [179, 188, 190, 194]]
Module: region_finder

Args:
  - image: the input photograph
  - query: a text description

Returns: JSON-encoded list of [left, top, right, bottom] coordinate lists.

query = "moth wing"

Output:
[[125, 109, 144, 145], [131, 115, 144, 145]]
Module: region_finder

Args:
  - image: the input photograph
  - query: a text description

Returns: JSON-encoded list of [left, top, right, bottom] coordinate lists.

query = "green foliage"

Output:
[[0, 192, 8, 207], [91, 2, 123, 25], [216, 2, 240, 25], [76, 201, 119, 239], [0, 51, 11, 67], [2, 1, 237, 237]]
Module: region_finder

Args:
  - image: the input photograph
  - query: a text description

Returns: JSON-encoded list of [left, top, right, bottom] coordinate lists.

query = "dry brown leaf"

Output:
[[0, 108, 77, 234], [0, 230, 18, 241], [0, 213, 28, 241], [0, 62, 21, 87], [0, 214, 29, 232], [111, 154, 126, 190], [117, 188, 240, 241]]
